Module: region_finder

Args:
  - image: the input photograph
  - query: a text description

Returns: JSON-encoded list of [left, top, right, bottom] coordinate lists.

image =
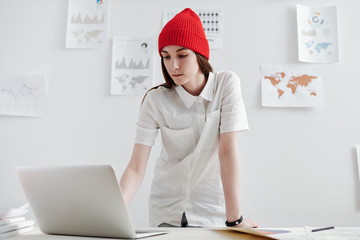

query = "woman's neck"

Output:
[[182, 73, 207, 96]]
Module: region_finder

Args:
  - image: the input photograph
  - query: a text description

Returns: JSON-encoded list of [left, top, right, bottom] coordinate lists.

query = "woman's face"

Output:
[[161, 45, 204, 93]]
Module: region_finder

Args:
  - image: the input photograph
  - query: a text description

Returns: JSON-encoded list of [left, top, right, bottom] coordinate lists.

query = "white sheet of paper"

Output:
[[357, 145, 360, 184], [261, 65, 323, 107], [66, 0, 109, 48], [110, 36, 154, 96], [297, 4, 339, 63], [0, 204, 29, 220], [0, 74, 47, 117]]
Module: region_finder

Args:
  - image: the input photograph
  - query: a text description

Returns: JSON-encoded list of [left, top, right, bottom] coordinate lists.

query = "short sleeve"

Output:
[[135, 92, 159, 146], [219, 72, 249, 134]]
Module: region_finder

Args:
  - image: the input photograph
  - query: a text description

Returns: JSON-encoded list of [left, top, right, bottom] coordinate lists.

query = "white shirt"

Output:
[[135, 71, 249, 227]]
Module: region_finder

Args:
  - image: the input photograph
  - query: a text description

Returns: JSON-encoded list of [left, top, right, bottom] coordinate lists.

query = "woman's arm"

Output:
[[219, 132, 258, 228], [120, 143, 152, 205]]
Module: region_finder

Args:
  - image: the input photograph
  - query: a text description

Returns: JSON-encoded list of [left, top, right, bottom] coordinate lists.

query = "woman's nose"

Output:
[[171, 58, 179, 70]]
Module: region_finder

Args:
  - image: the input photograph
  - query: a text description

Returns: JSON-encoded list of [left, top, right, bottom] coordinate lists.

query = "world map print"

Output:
[[261, 65, 323, 107]]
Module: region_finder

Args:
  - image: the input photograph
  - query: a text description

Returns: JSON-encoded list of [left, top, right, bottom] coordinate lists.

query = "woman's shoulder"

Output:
[[147, 85, 173, 97], [214, 71, 240, 81], [143, 85, 173, 104], [213, 71, 241, 89]]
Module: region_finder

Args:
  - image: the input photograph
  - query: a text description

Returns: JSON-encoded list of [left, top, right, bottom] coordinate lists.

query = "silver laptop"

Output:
[[16, 165, 165, 239]]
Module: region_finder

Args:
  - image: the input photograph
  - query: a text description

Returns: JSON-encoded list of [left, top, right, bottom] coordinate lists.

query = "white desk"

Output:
[[6, 228, 266, 240], [7, 227, 360, 240]]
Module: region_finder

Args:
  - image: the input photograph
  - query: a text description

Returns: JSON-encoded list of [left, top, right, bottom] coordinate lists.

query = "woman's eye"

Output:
[[179, 54, 188, 58], [163, 56, 170, 59]]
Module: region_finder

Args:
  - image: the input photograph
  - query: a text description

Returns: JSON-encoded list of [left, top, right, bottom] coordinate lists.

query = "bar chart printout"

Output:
[[66, 0, 109, 48], [110, 36, 153, 96]]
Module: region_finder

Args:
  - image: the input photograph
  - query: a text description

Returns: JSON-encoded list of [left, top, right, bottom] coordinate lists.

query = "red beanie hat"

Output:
[[158, 8, 209, 60]]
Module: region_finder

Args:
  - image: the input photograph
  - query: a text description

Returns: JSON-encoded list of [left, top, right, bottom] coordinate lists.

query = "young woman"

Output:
[[120, 8, 258, 228]]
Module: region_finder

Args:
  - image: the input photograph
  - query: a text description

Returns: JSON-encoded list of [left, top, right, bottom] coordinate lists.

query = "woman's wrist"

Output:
[[225, 215, 243, 227]]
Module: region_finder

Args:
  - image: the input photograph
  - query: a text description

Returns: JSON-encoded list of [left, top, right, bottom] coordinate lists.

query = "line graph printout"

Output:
[[0, 75, 47, 117], [111, 37, 153, 96], [163, 9, 223, 49], [261, 65, 323, 107], [297, 4, 339, 63], [66, 0, 109, 48]]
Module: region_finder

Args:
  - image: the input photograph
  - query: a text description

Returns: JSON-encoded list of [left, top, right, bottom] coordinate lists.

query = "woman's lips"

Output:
[[172, 74, 183, 77]]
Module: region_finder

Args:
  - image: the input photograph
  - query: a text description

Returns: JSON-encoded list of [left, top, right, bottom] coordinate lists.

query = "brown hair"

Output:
[[141, 53, 213, 104]]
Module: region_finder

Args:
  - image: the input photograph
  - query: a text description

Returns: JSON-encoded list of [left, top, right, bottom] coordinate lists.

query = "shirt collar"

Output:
[[175, 85, 196, 109], [175, 72, 215, 109], [200, 72, 215, 102]]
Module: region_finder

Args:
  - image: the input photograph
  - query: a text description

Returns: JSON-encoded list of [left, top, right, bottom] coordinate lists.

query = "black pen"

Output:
[[311, 226, 335, 232]]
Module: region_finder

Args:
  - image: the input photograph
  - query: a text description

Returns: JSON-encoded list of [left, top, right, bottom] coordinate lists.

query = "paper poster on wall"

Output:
[[297, 4, 339, 63], [163, 9, 223, 49], [66, 0, 109, 48], [0, 74, 47, 117], [261, 65, 323, 107], [357, 145, 360, 184], [110, 37, 153, 96]]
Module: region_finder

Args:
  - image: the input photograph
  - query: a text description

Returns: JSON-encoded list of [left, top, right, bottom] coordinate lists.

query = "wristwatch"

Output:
[[225, 215, 243, 227]]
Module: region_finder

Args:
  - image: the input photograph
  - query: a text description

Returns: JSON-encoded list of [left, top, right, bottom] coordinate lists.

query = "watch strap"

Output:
[[225, 215, 244, 227]]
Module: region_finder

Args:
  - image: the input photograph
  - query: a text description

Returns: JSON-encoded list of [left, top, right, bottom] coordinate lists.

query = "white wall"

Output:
[[1, 0, 359, 227]]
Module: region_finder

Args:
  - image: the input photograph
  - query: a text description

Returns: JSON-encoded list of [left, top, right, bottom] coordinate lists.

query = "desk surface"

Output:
[[7, 227, 360, 240], [6, 228, 267, 240]]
